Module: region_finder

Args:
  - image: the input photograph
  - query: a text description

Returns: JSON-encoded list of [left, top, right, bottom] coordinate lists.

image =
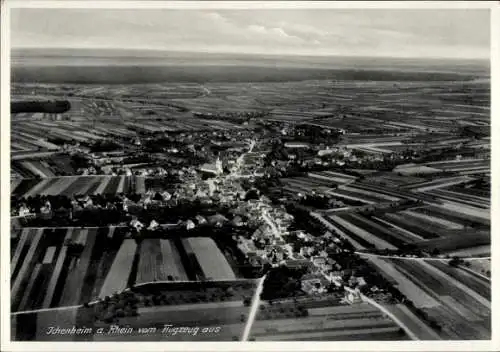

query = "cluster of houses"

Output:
[[233, 196, 377, 298], [175, 170, 248, 206]]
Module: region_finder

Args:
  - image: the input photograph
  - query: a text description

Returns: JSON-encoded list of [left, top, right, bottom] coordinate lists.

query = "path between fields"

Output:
[[355, 252, 490, 261], [458, 265, 491, 281], [381, 303, 441, 340], [360, 294, 419, 340], [241, 275, 266, 341]]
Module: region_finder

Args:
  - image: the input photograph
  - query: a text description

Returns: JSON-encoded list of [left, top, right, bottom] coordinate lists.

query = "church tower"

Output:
[[215, 157, 223, 175]]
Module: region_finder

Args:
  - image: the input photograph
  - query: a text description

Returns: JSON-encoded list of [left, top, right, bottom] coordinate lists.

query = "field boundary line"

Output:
[[356, 252, 491, 261], [458, 264, 490, 281], [360, 294, 419, 341]]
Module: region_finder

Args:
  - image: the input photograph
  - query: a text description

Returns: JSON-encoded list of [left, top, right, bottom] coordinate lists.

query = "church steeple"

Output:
[[215, 157, 223, 175]]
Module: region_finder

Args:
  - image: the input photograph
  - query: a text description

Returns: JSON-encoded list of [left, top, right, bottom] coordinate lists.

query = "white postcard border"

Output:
[[1, 1, 498, 351]]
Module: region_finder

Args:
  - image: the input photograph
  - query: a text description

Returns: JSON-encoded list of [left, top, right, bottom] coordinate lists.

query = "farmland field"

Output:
[[59, 229, 98, 306], [250, 301, 409, 341], [336, 213, 407, 248], [12, 278, 259, 341], [307, 171, 358, 184], [98, 239, 137, 298], [10, 226, 253, 314], [411, 205, 489, 228], [365, 257, 440, 309], [12, 175, 147, 197], [182, 237, 236, 281], [417, 239, 490, 255], [324, 208, 447, 250], [400, 210, 464, 230], [12, 154, 76, 177], [427, 261, 490, 300], [281, 177, 336, 195], [382, 259, 491, 340], [324, 214, 375, 250], [136, 239, 188, 283], [445, 245, 491, 257], [424, 188, 489, 209], [460, 259, 491, 279], [376, 212, 442, 239], [10, 226, 131, 311], [422, 159, 490, 173], [10, 49, 492, 342], [361, 173, 426, 188]]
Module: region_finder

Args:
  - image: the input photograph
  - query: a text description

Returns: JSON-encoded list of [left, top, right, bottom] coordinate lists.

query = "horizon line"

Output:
[[11, 46, 491, 62]]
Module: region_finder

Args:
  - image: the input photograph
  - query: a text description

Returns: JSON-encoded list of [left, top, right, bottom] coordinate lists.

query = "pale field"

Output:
[[366, 257, 441, 308], [159, 239, 189, 281], [463, 258, 490, 274], [340, 185, 400, 202], [402, 211, 463, 230], [439, 201, 490, 221], [447, 245, 491, 257], [99, 239, 137, 298], [185, 237, 236, 280], [329, 215, 397, 250]]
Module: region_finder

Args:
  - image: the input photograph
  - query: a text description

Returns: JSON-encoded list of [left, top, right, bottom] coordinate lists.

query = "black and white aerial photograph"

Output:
[[3, 0, 495, 347]]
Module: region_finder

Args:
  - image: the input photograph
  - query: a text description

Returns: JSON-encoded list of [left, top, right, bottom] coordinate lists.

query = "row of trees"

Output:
[[11, 100, 71, 114], [85, 282, 259, 325], [89, 140, 123, 153], [256, 304, 308, 320], [87, 291, 140, 323]]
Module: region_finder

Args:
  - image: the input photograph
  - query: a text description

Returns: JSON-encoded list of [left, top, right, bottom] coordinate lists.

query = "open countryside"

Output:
[[9, 7, 491, 343]]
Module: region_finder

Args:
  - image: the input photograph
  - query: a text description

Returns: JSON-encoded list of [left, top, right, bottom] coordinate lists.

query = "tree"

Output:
[[448, 257, 461, 267], [153, 192, 164, 201], [103, 312, 114, 323], [430, 248, 441, 256], [245, 189, 260, 201]]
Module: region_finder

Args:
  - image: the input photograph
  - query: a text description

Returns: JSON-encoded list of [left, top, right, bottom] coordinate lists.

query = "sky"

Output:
[[11, 8, 490, 59]]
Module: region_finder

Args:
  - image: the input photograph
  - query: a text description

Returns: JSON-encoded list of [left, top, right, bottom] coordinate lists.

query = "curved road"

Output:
[[360, 293, 419, 340]]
